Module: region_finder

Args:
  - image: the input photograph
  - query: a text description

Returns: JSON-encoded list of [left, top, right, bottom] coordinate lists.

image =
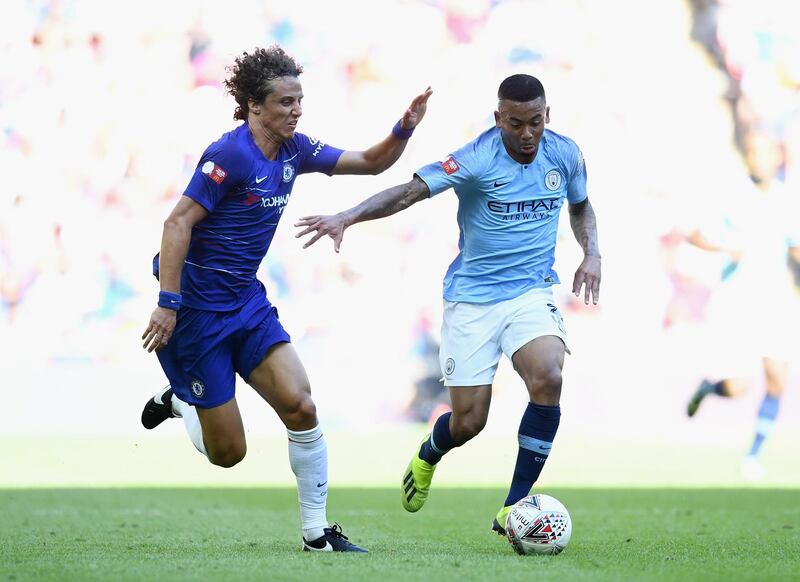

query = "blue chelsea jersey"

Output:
[[177, 123, 343, 310], [415, 127, 588, 304]]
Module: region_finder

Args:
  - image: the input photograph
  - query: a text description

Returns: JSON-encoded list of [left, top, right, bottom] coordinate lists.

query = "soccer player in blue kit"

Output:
[[296, 74, 600, 535], [140, 46, 432, 552]]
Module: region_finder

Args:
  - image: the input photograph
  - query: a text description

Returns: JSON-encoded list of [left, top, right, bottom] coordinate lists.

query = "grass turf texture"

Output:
[[1, 488, 797, 582]]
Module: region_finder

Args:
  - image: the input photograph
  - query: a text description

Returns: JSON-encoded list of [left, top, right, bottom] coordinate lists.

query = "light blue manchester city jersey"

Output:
[[416, 127, 587, 304]]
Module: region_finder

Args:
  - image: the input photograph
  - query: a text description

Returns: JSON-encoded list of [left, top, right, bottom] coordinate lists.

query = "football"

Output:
[[505, 494, 572, 555]]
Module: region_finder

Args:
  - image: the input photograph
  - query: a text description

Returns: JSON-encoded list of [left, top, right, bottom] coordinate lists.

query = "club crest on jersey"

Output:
[[441, 157, 460, 175], [545, 169, 562, 191], [282, 163, 295, 183], [445, 358, 456, 375], [202, 161, 227, 185], [190, 379, 205, 398]]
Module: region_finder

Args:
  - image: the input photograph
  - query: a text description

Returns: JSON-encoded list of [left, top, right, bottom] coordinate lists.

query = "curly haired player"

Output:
[[141, 45, 432, 552]]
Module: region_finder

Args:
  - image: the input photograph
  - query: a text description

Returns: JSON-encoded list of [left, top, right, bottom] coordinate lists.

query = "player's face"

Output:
[[251, 76, 303, 141], [494, 97, 549, 164]]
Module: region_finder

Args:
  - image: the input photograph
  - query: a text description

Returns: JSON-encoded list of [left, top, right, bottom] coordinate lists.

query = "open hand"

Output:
[[401, 86, 433, 130], [142, 307, 177, 353], [295, 214, 348, 252], [572, 255, 601, 305]]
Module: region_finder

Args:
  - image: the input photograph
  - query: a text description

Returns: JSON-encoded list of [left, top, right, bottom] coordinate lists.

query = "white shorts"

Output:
[[439, 287, 570, 387]]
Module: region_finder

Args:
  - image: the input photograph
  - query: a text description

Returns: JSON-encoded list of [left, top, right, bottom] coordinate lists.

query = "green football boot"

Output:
[[491, 504, 513, 536], [401, 436, 437, 512]]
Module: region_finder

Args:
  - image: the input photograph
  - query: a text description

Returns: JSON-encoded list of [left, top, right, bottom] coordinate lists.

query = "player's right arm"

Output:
[[142, 197, 208, 352], [294, 176, 430, 252]]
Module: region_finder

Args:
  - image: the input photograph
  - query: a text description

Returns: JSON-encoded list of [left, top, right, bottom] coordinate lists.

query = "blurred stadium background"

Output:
[[1, 0, 798, 489]]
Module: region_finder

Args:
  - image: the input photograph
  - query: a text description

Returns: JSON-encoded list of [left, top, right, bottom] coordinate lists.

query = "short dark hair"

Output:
[[498, 74, 545, 103], [224, 45, 303, 121]]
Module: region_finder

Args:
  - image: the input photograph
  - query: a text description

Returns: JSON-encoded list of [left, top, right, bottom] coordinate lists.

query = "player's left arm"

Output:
[[331, 87, 432, 175], [568, 198, 601, 305]]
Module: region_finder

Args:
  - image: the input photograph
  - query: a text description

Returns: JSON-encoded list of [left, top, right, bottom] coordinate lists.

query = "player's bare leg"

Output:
[[741, 357, 786, 481], [403, 386, 491, 512], [248, 342, 366, 552], [141, 386, 245, 464], [195, 399, 247, 467]]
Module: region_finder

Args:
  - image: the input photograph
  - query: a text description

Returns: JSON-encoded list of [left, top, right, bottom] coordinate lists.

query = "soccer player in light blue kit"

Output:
[[296, 74, 601, 535], [140, 46, 432, 552]]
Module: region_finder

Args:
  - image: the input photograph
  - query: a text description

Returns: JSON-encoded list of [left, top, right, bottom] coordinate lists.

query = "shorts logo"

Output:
[[282, 163, 295, 183], [190, 379, 205, 398], [441, 157, 460, 175], [202, 161, 227, 184], [547, 303, 566, 334], [545, 169, 562, 191], [445, 358, 456, 375]]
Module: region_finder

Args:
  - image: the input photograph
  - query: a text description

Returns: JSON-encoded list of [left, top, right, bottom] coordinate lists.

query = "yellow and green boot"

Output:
[[401, 436, 437, 512]]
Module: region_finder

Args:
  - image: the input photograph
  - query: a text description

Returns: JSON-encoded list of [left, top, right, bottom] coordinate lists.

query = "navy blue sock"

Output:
[[418, 412, 456, 465], [709, 380, 729, 397], [700, 379, 729, 397], [748, 394, 780, 457], [503, 403, 561, 507]]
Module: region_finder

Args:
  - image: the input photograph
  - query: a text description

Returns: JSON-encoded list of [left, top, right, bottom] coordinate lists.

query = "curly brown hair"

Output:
[[224, 46, 303, 121]]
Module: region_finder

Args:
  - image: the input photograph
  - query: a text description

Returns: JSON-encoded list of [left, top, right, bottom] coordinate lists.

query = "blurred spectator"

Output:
[[404, 312, 451, 424]]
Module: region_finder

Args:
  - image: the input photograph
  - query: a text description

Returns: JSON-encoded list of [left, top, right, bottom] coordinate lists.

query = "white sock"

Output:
[[288, 424, 328, 541], [171, 395, 208, 458]]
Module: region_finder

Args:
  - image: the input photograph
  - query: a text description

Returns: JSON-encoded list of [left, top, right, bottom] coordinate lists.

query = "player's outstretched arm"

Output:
[[686, 229, 744, 262], [142, 196, 208, 353], [295, 175, 430, 252], [331, 87, 433, 176], [568, 198, 601, 305]]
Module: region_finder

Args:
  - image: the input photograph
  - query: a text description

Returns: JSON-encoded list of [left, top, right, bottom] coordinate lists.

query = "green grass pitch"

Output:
[[1, 488, 797, 581]]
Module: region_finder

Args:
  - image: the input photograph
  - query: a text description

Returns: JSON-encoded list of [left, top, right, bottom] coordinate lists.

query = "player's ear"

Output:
[[248, 99, 262, 116], [545, 106, 550, 124], [494, 110, 501, 127]]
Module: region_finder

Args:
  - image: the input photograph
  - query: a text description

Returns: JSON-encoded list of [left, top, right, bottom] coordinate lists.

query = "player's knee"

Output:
[[452, 413, 486, 442], [281, 393, 318, 429], [530, 368, 562, 405], [208, 441, 247, 468]]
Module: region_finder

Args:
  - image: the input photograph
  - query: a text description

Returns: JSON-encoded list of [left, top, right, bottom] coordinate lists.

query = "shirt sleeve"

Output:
[[183, 143, 247, 213], [295, 133, 344, 175], [565, 140, 588, 205], [415, 141, 482, 197]]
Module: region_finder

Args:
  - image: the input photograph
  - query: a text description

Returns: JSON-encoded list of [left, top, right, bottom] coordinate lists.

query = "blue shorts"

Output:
[[156, 283, 290, 408]]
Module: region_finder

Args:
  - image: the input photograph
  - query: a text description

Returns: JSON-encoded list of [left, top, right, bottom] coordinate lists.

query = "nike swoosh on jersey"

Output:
[[316, 481, 327, 487], [255, 175, 268, 184], [494, 181, 510, 188]]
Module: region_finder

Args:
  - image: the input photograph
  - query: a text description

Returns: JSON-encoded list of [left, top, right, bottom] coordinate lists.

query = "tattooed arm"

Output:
[[568, 198, 601, 305]]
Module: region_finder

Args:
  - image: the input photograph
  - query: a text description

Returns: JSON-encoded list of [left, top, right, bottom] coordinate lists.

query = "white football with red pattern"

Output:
[[505, 494, 572, 555]]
